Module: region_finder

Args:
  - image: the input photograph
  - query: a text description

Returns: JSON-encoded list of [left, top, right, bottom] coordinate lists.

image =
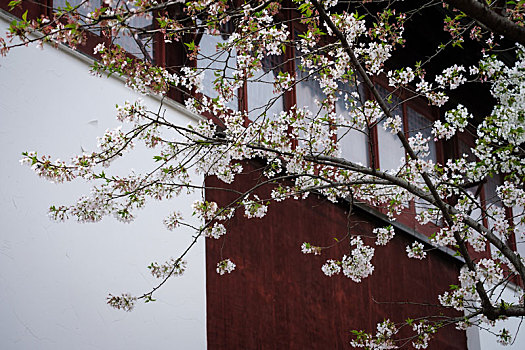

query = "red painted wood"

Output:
[[205, 161, 467, 350], [1, 0, 46, 21]]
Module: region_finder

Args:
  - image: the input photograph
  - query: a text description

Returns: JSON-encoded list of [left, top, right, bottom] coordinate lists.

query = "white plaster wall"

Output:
[[0, 17, 207, 350], [474, 285, 525, 350]]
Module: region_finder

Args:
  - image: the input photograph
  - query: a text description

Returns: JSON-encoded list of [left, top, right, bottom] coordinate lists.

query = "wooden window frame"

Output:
[[369, 76, 445, 235]]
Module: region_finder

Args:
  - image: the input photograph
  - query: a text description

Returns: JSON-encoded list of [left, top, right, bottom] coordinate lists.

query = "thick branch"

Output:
[[444, 0, 525, 45], [308, 0, 525, 318]]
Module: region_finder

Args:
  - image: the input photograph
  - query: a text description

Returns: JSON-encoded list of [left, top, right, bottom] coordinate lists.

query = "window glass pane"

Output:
[[414, 197, 442, 225], [377, 122, 405, 170], [247, 55, 284, 120], [485, 175, 502, 208], [295, 55, 327, 116], [458, 139, 476, 163], [485, 175, 504, 236], [375, 85, 404, 170], [294, 52, 330, 151], [54, 0, 99, 17], [197, 22, 237, 111], [405, 107, 438, 216], [459, 140, 483, 227], [113, 11, 154, 61], [465, 187, 482, 220], [54, 0, 101, 30], [336, 80, 368, 166], [406, 106, 437, 163], [513, 205, 525, 257]]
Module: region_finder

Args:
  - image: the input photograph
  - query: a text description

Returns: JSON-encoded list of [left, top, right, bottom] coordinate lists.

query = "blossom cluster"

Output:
[[435, 64, 467, 90], [106, 293, 137, 312], [148, 258, 187, 279], [322, 237, 375, 283], [411, 321, 437, 349], [242, 195, 269, 219], [216, 259, 236, 275], [350, 319, 398, 350], [406, 242, 426, 260], [374, 226, 395, 246], [387, 67, 415, 87], [7, 1, 525, 343], [204, 222, 227, 239], [432, 105, 472, 140], [301, 242, 322, 255]]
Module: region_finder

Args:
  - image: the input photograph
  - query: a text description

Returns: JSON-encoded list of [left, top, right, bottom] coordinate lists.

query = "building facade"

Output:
[[1, 1, 524, 349]]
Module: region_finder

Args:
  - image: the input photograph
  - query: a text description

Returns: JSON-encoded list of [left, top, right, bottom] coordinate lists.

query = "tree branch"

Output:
[[444, 0, 525, 45], [308, 0, 525, 319]]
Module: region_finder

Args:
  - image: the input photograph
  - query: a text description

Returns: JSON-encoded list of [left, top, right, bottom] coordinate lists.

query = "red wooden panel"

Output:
[[1, 0, 48, 21], [205, 161, 467, 350]]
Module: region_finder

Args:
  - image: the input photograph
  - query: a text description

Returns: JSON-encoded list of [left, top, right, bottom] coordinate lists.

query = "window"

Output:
[[513, 204, 525, 258], [407, 106, 437, 162], [294, 35, 369, 164], [376, 85, 405, 170], [197, 21, 238, 111], [247, 54, 285, 120], [406, 104, 438, 216], [336, 79, 369, 166], [53, 0, 154, 61], [375, 84, 438, 170], [484, 174, 504, 232], [294, 49, 331, 151], [295, 55, 327, 116], [112, 8, 154, 62], [54, 0, 100, 25]]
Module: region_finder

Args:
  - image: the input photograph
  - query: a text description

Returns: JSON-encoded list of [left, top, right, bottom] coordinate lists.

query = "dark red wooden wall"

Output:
[[205, 162, 467, 350]]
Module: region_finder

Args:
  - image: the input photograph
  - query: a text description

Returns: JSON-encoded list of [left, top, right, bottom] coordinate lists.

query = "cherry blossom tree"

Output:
[[2, 0, 525, 347]]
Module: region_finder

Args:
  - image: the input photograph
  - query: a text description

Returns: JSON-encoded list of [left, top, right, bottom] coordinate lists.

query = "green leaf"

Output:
[[22, 10, 28, 22], [8, 0, 21, 11], [144, 295, 156, 303], [185, 41, 195, 51]]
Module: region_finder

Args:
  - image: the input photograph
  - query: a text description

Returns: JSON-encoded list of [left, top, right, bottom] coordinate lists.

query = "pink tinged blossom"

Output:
[[204, 222, 227, 239], [321, 259, 341, 276], [350, 319, 398, 349], [374, 226, 395, 246], [163, 211, 183, 231], [425, 91, 449, 107], [497, 328, 512, 345], [340, 236, 375, 282], [93, 42, 105, 54], [411, 321, 437, 349], [216, 259, 236, 275], [0, 37, 9, 56], [406, 242, 426, 260], [242, 195, 268, 219], [191, 200, 219, 221], [106, 293, 137, 312], [301, 242, 322, 255], [148, 258, 187, 279], [115, 99, 146, 122]]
